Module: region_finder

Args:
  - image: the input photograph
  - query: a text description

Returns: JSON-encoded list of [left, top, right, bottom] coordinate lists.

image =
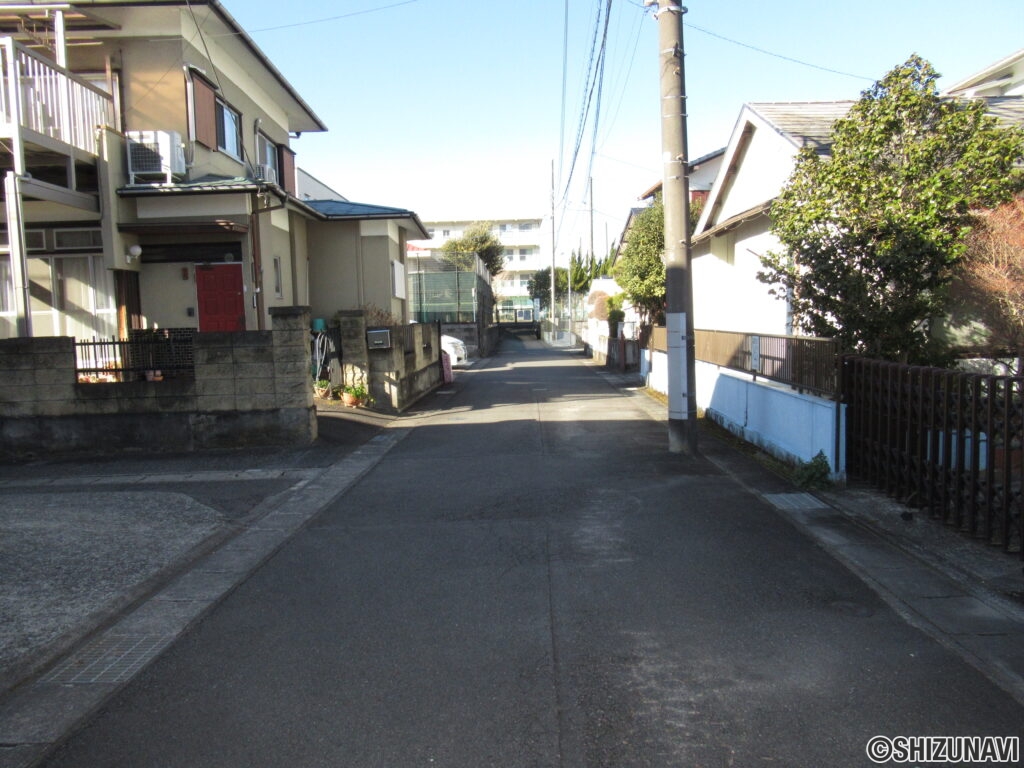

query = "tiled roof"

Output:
[[304, 200, 420, 218], [749, 97, 1024, 156], [980, 96, 1024, 128], [304, 200, 429, 239], [748, 101, 855, 154]]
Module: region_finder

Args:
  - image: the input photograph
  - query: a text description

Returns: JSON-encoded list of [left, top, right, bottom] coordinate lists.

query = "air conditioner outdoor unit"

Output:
[[126, 130, 186, 185], [256, 164, 278, 185]]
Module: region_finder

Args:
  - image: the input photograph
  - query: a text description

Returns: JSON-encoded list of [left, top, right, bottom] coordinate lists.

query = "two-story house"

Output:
[[0, 0, 425, 342]]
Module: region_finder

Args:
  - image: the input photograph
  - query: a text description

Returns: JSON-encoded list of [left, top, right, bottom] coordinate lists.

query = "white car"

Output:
[[441, 335, 468, 366]]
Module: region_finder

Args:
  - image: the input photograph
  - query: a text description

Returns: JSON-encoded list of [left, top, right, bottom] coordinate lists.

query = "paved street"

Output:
[[4, 332, 1024, 767]]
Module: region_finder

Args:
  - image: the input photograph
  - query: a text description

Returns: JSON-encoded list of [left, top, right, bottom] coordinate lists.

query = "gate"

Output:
[[842, 357, 1023, 557]]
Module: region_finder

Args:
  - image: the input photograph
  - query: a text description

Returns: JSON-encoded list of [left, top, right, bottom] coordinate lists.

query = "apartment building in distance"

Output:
[[410, 217, 551, 322]]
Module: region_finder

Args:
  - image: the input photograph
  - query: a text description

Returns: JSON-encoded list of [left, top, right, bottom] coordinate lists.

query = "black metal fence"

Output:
[[842, 356, 1023, 557], [75, 329, 196, 382]]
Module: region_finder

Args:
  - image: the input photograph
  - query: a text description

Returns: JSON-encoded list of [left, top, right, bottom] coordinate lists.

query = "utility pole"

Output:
[[550, 160, 557, 329], [650, 0, 697, 455]]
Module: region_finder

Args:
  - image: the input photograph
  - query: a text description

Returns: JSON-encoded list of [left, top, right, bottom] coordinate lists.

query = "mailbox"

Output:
[[366, 329, 391, 349]]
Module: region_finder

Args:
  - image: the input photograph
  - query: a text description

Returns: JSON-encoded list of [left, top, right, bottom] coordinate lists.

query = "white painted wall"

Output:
[[691, 222, 790, 335], [642, 349, 844, 477]]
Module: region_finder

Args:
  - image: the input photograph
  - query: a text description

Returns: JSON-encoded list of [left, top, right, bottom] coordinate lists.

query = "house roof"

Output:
[[48, 1, 326, 133], [747, 101, 856, 155], [943, 48, 1024, 97], [305, 200, 430, 239], [695, 95, 1024, 237], [980, 95, 1024, 128]]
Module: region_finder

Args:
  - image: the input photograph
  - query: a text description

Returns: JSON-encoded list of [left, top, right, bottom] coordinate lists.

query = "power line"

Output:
[[685, 21, 874, 81], [243, 1, 420, 35]]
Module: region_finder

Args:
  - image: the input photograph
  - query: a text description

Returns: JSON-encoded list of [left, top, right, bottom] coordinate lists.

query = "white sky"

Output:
[[225, 0, 1024, 261]]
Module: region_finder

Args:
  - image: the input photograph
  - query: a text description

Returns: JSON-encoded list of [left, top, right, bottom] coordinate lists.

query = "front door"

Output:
[[196, 264, 245, 332]]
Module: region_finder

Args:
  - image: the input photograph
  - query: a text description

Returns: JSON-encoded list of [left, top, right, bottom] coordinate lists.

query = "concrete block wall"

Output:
[[332, 311, 441, 412], [0, 306, 316, 458]]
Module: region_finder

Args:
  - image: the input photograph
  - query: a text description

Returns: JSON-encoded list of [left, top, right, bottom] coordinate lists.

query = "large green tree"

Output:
[[759, 55, 1024, 363], [528, 266, 568, 309], [615, 195, 665, 326], [440, 222, 506, 276]]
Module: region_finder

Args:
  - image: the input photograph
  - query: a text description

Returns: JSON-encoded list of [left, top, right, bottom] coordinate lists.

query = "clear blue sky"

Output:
[[224, 0, 1024, 259]]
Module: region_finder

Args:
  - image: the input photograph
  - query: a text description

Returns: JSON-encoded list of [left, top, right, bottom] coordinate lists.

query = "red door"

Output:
[[196, 264, 245, 332]]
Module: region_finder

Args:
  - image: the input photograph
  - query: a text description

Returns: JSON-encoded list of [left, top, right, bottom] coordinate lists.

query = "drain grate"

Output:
[[764, 492, 829, 511], [41, 634, 174, 685]]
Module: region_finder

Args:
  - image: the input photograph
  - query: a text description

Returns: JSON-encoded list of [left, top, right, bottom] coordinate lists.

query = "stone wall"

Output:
[[440, 322, 500, 358], [334, 310, 442, 412], [0, 306, 316, 459]]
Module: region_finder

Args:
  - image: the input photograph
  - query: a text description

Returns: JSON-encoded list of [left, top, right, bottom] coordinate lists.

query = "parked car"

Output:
[[441, 335, 468, 366]]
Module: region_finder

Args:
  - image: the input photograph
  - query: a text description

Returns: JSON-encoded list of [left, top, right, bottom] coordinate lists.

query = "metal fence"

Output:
[[75, 329, 196, 382], [842, 356, 1023, 557], [407, 250, 489, 324]]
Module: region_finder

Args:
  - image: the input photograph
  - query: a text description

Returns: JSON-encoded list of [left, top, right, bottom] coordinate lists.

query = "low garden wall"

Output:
[[0, 306, 316, 459], [642, 346, 845, 477], [334, 311, 442, 412]]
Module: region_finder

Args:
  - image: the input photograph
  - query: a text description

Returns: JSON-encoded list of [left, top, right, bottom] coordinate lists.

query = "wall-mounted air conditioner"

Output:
[[126, 130, 186, 185], [256, 164, 278, 185]]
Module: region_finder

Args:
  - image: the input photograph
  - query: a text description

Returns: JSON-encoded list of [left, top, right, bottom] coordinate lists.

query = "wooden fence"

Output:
[[649, 328, 839, 396]]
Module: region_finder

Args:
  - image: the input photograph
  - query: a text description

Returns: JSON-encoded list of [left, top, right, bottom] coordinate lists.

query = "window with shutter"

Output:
[[192, 75, 217, 148]]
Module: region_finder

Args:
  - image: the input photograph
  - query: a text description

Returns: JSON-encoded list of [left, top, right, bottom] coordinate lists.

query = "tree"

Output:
[[758, 55, 1024, 363], [528, 266, 568, 309], [957, 195, 1024, 372], [440, 222, 506, 276], [615, 195, 665, 326]]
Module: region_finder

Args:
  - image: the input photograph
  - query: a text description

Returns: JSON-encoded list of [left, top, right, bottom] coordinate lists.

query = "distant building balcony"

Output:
[[0, 38, 115, 159]]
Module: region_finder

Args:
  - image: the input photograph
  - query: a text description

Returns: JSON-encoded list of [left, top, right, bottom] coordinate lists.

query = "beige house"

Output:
[[0, 0, 424, 341]]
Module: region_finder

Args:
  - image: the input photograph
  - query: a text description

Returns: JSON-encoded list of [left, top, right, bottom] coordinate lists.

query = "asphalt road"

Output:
[[37, 332, 1024, 767]]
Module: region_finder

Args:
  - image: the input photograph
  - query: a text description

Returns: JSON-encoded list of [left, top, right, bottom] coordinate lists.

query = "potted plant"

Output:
[[339, 382, 372, 407], [314, 378, 332, 398]]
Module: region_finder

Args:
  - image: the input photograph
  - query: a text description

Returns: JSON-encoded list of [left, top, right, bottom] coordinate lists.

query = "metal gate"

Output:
[[842, 356, 1023, 557]]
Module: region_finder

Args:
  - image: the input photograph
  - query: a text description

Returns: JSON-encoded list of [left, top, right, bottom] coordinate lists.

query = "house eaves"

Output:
[[61, 0, 327, 133], [117, 176, 262, 196], [943, 48, 1024, 96], [691, 201, 771, 247], [303, 199, 430, 240]]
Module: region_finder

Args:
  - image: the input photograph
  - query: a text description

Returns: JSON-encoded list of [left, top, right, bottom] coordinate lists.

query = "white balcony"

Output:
[[0, 38, 115, 159]]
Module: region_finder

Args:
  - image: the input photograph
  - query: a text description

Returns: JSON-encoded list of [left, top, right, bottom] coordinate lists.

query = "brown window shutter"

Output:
[[279, 146, 296, 195], [193, 75, 217, 149]]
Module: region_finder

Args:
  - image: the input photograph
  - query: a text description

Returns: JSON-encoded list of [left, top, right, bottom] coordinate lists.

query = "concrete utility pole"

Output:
[[650, 0, 697, 455]]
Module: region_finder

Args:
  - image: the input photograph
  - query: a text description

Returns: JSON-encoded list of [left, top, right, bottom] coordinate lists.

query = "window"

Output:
[[519, 222, 533, 231], [392, 260, 406, 299], [0, 256, 11, 313], [272, 256, 283, 298], [216, 98, 242, 159], [54, 229, 103, 250], [519, 251, 527, 261], [257, 133, 279, 182]]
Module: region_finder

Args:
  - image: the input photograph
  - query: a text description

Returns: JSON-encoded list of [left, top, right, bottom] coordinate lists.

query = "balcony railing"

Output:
[[0, 38, 115, 157]]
